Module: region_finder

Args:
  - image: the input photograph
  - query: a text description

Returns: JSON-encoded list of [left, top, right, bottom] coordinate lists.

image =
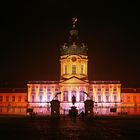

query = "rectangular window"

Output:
[[40, 87, 43, 91], [18, 96, 21, 102], [0, 107, 2, 112], [133, 96, 136, 103], [81, 65, 84, 74], [105, 88, 109, 91], [63, 91, 68, 101], [32, 87, 35, 92], [12, 96, 15, 102], [0, 96, 3, 102], [6, 96, 9, 102], [39, 88, 43, 94], [39, 95, 42, 102], [72, 65, 76, 74], [106, 107, 110, 113], [55, 88, 59, 92], [114, 95, 117, 102], [127, 96, 130, 102], [6, 107, 9, 112], [113, 88, 117, 91], [32, 95, 35, 102], [97, 88, 101, 91], [47, 93, 51, 102], [98, 96, 101, 103], [12, 107, 15, 112], [106, 95, 109, 102], [64, 65, 67, 74], [47, 88, 51, 92]]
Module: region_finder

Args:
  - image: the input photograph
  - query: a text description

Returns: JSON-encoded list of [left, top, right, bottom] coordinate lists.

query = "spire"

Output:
[[60, 18, 88, 56], [72, 17, 78, 28], [69, 17, 79, 43]]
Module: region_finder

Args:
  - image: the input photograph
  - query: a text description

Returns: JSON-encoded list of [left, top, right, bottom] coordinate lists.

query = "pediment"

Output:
[[60, 77, 88, 85]]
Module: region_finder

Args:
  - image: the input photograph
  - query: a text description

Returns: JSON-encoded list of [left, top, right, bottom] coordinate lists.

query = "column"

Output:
[[77, 86, 80, 102], [68, 86, 72, 102], [28, 85, 31, 102], [43, 85, 46, 102], [35, 84, 39, 102]]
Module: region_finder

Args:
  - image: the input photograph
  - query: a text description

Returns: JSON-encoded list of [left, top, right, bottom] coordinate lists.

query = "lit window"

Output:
[[39, 95, 42, 102], [105, 88, 109, 91], [113, 88, 117, 91], [55, 88, 59, 92], [72, 65, 76, 74], [106, 95, 109, 102], [6, 96, 9, 102], [90, 88, 93, 91], [81, 65, 84, 74], [98, 96, 101, 103], [32, 87, 35, 91], [72, 90, 76, 97], [40, 87, 43, 92], [18, 96, 21, 102], [12, 107, 15, 112], [47, 93, 51, 102], [12, 96, 15, 102], [80, 91, 84, 102], [47, 88, 51, 91], [133, 96, 136, 102], [64, 65, 67, 74], [114, 95, 117, 102], [32, 95, 35, 102], [106, 107, 110, 113], [63, 91, 68, 101], [97, 88, 101, 91], [127, 96, 130, 102], [0, 96, 3, 102], [72, 91, 76, 101]]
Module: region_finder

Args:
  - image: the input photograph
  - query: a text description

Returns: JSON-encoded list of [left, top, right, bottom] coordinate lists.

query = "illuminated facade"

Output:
[[0, 19, 140, 115], [26, 18, 125, 115]]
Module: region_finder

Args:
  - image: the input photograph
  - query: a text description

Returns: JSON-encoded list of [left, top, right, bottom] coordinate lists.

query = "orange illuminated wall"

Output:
[[121, 88, 140, 115], [0, 88, 27, 115]]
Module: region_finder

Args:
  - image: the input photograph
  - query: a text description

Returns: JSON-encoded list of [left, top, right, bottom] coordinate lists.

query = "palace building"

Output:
[[0, 18, 140, 115]]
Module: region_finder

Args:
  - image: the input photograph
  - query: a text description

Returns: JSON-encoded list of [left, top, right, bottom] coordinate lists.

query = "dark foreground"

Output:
[[0, 116, 140, 140]]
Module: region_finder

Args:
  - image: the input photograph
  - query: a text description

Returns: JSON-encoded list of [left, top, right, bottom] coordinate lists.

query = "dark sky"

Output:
[[0, 1, 140, 88]]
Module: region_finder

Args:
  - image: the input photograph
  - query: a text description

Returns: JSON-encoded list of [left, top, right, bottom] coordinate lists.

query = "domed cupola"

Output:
[[60, 18, 88, 56], [60, 18, 88, 80]]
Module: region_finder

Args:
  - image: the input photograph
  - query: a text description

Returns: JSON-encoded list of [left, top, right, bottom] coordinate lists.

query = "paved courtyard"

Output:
[[0, 116, 140, 140]]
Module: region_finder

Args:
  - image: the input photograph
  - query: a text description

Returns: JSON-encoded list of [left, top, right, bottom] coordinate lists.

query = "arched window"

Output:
[[72, 65, 76, 74], [63, 91, 68, 101], [72, 90, 76, 96], [80, 91, 84, 101]]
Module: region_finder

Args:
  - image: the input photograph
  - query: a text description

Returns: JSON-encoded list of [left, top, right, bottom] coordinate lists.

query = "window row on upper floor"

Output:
[[0, 95, 26, 102], [64, 65, 85, 75], [123, 95, 140, 103]]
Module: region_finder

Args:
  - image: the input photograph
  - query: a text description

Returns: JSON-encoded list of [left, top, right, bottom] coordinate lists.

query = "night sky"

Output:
[[0, 1, 140, 88]]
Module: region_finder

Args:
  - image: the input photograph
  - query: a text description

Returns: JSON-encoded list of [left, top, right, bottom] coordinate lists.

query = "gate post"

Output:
[[50, 99, 60, 119], [84, 99, 94, 119]]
